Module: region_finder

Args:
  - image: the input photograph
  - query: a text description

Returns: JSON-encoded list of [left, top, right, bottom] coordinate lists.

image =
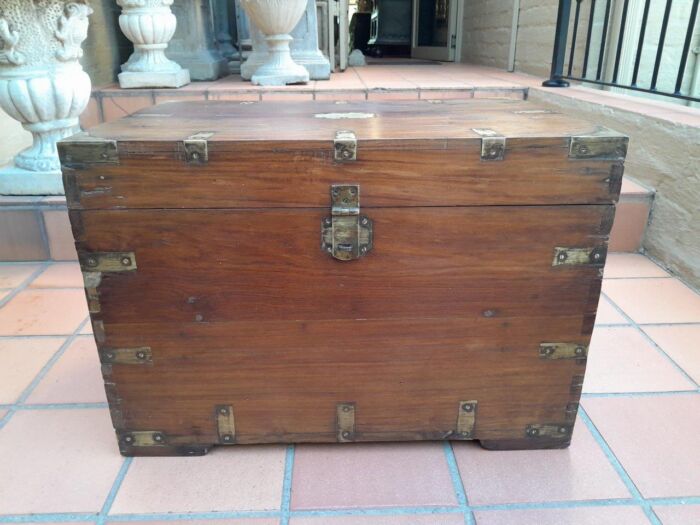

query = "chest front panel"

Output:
[[60, 100, 625, 455]]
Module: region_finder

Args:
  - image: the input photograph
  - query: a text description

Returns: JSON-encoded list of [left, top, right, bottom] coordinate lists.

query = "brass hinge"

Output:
[[58, 134, 119, 167], [455, 400, 478, 439], [118, 430, 167, 447], [321, 185, 373, 261], [183, 132, 213, 164], [216, 405, 236, 444], [525, 423, 572, 439], [334, 130, 357, 161], [552, 246, 607, 267], [569, 134, 628, 160], [79, 252, 137, 272], [539, 342, 588, 360], [472, 128, 506, 161], [337, 402, 356, 442], [100, 347, 152, 365], [80, 253, 136, 314]]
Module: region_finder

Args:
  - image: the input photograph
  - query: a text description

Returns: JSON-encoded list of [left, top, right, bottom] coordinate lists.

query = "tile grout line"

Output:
[[0, 334, 92, 339], [96, 457, 133, 525], [637, 325, 700, 390], [0, 263, 51, 310], [4, 496, 700, 523], [599, 321, 700, 327], [442, 442, 475, 525], [604, 276, 672, 280], [289, 507, 464, 518], [578, 407, 662, 525], [2, 402, 109, 410], [636, 321, 700, 327], [0, 514, 96, 523], [0, 262, 51, 266], [7, 287, 86, 291], [0, 316, 90, 431], [582, 391, 700, 398], [602, 292, 700, 390], [278, 444, 295, 525], [106, 511, 281, 521]]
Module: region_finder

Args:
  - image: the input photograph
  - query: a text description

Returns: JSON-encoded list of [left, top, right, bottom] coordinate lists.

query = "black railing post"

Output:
[[543, 0, 573, 87]]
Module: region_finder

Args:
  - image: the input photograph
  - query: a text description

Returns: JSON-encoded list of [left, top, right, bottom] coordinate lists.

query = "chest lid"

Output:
[[59, 99, 627, 210]]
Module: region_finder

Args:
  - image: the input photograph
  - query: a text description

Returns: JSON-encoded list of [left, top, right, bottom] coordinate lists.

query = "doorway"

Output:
[[332, 0, 463, 69]]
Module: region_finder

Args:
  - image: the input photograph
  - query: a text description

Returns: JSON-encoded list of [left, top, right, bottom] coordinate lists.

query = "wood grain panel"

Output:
[[75, 206, 609, 324], [84, 99, 620, 142], [103, 316, 587, 445], [65, 141, 621, 210], [60, 99, 626, 453], [62, 99, 625, 210]]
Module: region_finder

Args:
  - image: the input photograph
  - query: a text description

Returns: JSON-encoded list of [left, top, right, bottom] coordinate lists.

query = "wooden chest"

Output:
[[59, 99, 627, 456]]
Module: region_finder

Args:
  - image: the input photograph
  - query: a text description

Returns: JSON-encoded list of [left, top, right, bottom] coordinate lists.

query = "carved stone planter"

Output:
[[241, 0, 330, 81], [240, 0, 309, 85], [117, 0, 190, 88], [0, 1, 93, 195]]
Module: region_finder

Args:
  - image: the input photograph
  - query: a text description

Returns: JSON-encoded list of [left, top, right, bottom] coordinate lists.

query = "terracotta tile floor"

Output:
[[0, 253, 698, 524]]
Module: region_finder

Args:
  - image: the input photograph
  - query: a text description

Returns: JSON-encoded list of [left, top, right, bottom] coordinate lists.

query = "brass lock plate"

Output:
[[321, 185, 373, 261]]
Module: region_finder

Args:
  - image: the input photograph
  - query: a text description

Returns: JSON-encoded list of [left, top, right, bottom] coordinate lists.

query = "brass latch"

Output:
[[321, 185, 373, 261]]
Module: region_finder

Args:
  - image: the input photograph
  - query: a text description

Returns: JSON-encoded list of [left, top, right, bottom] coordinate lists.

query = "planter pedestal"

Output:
[[241, 0, 330, 81], [240, 0, 309, 86], [117, 0, 191, 89], [169, 0, 229, 81], [0, 2, 93, 196]]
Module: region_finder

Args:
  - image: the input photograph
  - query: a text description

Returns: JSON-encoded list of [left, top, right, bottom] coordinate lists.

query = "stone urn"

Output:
[[0, 1, 93, 195], [116, 0, 190, 88], [239, 0, 309, 85]]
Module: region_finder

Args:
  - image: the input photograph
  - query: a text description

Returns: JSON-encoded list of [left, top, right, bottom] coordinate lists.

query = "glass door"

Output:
[[411, 0, 459, 61]]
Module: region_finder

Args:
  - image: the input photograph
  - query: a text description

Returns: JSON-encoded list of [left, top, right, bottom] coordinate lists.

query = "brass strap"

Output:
[[337, 403, 356, 442]]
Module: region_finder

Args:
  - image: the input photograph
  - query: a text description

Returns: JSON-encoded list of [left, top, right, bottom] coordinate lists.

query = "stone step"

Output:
[[609, 176, 655, 253], [0, 176, 653, 263]]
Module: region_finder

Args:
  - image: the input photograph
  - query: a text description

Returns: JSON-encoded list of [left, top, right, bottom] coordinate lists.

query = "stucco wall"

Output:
[[512, 0, 559, 76], [460, 0, 514, 68], [461, 0, 700, 96], [0, 113, 32, 168], [460, 0, 581, 78], [460, 0, 559, 75], [82, 0, 130, 87], [528, 88, 700, 288]]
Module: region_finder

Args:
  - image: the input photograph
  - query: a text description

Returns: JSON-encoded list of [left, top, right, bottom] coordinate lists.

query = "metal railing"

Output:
[[544, 0, 700, 103]]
